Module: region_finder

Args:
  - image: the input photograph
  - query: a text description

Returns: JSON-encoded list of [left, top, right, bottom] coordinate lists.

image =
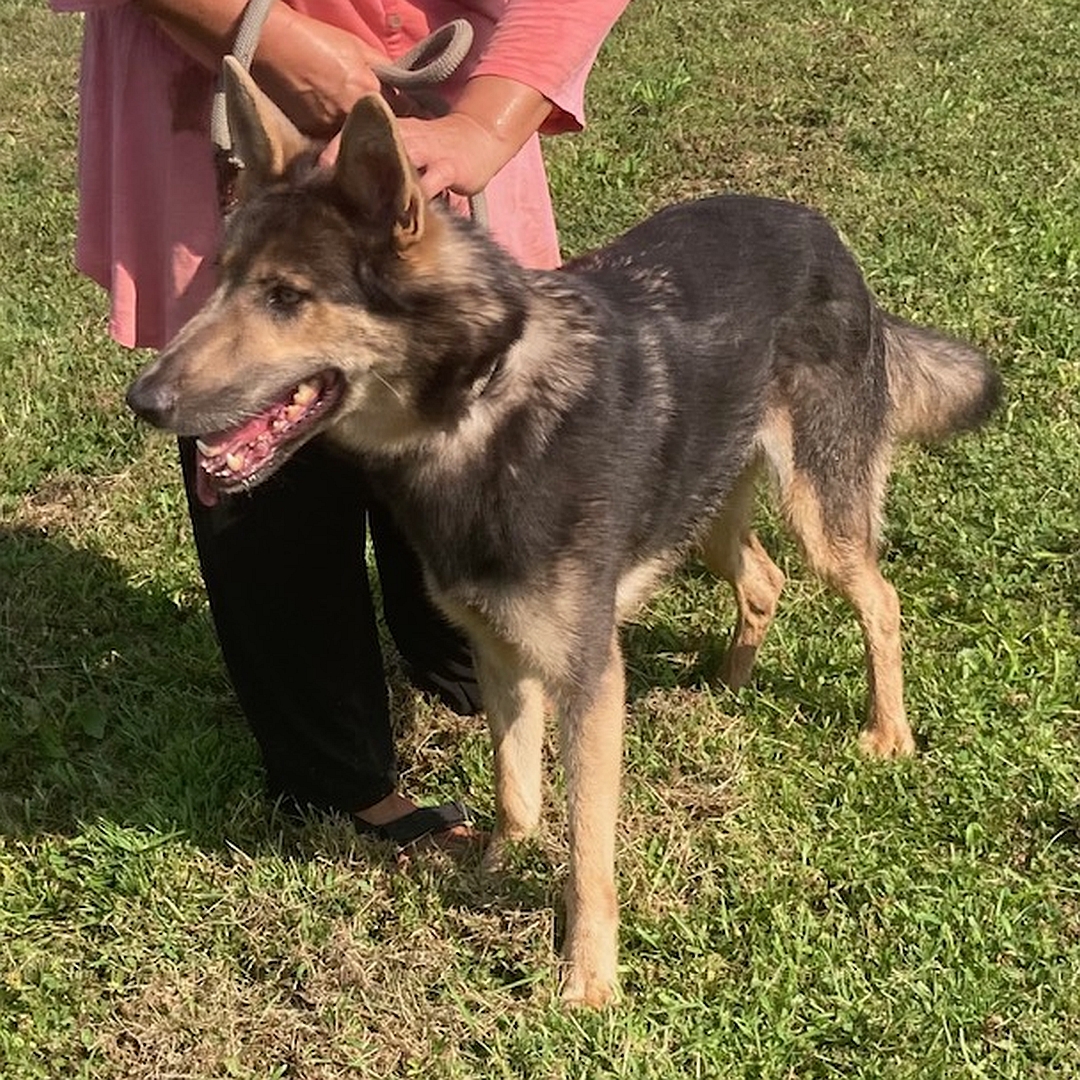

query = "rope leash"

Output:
[[211, 1, 487, 223]]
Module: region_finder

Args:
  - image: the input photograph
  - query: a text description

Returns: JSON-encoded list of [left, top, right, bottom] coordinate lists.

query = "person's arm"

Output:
[[471, 0, 629, 133], [396, 75, 553, 199], [395, 0, 629, 198], [134, 0, 384, 136]]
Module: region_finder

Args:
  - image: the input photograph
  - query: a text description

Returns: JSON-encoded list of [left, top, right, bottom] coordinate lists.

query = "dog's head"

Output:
[[126, 59, 525, 506]]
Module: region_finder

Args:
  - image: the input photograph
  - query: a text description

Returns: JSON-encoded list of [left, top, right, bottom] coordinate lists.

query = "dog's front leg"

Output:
[[472, 636, 546, 867], [559, 632, 625, 1008]]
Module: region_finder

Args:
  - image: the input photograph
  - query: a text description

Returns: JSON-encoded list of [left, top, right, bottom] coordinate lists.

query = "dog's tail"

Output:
[[882, 312, 1000, 443]]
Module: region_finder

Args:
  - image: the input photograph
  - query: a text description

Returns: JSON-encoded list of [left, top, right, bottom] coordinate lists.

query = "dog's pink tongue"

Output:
[[194, 414, 271, 508], [190, 381, 323, 508]]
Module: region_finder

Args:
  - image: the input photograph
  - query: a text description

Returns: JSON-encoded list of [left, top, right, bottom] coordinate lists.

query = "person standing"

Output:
[[52, 0, 628, 847]]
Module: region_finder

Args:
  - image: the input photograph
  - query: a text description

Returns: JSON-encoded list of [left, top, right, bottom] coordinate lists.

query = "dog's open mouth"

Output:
[[194, 370, 343, 506]]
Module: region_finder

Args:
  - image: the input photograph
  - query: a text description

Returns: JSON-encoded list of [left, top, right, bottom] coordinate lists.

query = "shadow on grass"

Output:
[[0, 525, 260, 846], [0, 522, 864, 865], [619, 559, 863, 740], [0, 527, 561, 914]]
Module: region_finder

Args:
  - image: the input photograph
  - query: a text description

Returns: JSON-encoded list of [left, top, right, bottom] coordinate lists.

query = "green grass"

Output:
[[2, 0, 1079, 1075]]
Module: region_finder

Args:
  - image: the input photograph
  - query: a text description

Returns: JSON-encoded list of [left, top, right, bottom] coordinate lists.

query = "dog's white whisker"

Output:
[[371, 370, 406, 405]]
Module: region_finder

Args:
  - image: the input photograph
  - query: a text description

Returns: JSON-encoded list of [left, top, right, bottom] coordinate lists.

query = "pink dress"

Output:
[[51, 0, 627, 348]]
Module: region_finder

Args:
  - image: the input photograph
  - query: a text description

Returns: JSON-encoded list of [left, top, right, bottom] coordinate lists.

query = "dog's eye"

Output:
[[265, 283, 306, 315]]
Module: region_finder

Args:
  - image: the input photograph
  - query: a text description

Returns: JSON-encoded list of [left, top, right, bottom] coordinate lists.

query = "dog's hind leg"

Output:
[[471, 634, 547, 866], [558, 630, 625, 1008], [701, 466, 786, 690], [778, 458, 914, 759]]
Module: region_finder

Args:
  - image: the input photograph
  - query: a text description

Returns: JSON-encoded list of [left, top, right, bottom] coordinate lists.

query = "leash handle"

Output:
[[211, 3, 486, 224], [374, 19, 474, 90]]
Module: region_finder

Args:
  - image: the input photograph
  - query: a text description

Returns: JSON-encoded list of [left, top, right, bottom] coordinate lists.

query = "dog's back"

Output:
[[377, 195, 996, 628], [570, 196, 997, 473], [559, 196, 892, 559]]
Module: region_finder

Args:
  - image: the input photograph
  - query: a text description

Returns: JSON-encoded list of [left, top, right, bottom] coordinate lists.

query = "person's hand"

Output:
[[395, 112, 508, 198], [323, 75, 553, 198], [255, 15, 385, 138], [404, 77, 552, 198], [135, 0, 385, 140]]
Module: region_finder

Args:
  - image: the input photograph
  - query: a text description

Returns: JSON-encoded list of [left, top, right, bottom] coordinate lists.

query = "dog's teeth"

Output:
[[284, 404, 306, 423], [293, 381, 318, 406], [225, 452, 246, 473], [196, 438, 222, 457]]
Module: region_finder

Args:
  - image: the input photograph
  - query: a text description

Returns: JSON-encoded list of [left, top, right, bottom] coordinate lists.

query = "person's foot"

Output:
[[354, 793, 482, 855], [355, 791, 424, 828]]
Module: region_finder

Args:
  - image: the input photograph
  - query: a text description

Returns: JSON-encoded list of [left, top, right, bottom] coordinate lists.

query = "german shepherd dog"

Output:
[[127, 58, 999, 1006]]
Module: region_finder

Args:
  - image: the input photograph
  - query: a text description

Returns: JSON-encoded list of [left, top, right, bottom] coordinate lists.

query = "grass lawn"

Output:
[[2, 0, 1078, 1076]]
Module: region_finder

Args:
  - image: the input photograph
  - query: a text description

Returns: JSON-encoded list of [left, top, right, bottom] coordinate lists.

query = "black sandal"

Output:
[[354, 800, 477, 852]]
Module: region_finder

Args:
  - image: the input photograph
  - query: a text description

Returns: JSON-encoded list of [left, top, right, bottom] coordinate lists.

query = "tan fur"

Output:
[[454, 611, 626, 1008], [434, 562, 586, 686], [615, 555, 677, 621], [435, 574, 625, 1007], [739, 406, 914, 757], [884, 317, 994, 442], [466, 628, 548, 853], [558, 632, 625, 1007], [700, 466, 786, 690]]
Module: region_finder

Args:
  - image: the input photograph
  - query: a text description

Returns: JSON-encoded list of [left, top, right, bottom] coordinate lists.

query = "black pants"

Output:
[[180, 438, 475, 814]]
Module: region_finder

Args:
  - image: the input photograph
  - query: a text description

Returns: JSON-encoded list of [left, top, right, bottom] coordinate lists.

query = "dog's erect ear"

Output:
[[222, 55, 310, 185], [334, 94, 426, 250]]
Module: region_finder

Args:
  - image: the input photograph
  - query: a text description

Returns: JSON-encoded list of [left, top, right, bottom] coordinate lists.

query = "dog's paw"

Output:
[[481, 839, 506, 872], [719, 644, 757, 691], [561, 968, 618, 1009], [858, 723, 916, 759], [560, 917, 619, 1009], [480, 831, 526, 872]]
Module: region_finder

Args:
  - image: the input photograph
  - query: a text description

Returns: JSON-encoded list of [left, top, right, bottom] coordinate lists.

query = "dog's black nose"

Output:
[[125, 373, 177, 428]]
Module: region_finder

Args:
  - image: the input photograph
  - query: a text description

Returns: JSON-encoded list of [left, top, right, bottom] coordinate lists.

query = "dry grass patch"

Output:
[[100, 926, 481, 1078]]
